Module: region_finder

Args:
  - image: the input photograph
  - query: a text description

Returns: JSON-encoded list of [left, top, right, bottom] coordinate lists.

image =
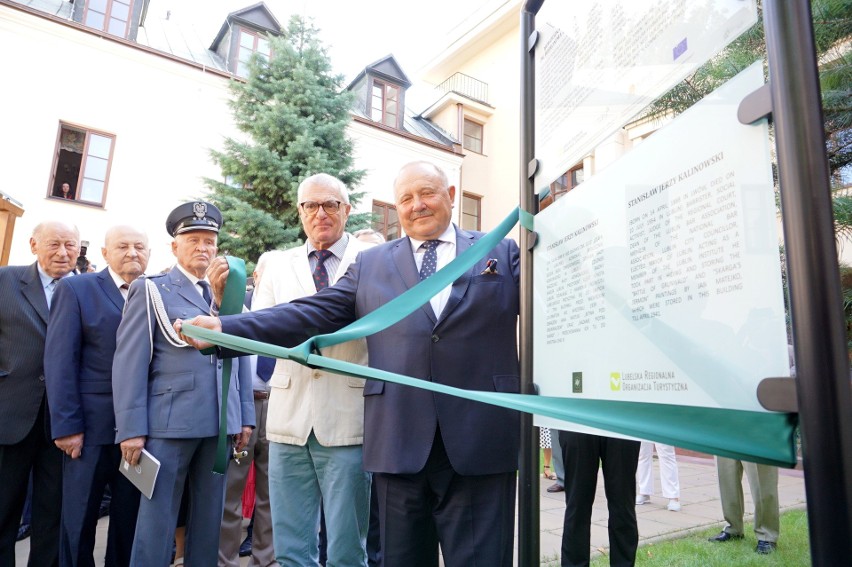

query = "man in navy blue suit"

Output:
[[0, 220, 79, 566], [45, 225, 150, 566], [182, 162, 521, 567]]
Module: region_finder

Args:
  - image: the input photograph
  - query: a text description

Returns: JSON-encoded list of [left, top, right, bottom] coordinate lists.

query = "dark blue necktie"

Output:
[[46, 278, 60, 310], [257, 356, 275, 382], [419, 240, 440, 281], [313, 249, 334, 291], [198, 280, 213, 307]]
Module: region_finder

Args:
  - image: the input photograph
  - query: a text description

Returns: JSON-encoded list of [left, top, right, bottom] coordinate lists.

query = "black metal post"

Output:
[[518, 2, 545, 566], [764, 1, 852, 563]]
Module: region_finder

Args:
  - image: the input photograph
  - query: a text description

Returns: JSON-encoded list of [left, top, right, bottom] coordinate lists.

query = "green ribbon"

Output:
[[184, 208, 798, 468], [212, 256, 247, 474]]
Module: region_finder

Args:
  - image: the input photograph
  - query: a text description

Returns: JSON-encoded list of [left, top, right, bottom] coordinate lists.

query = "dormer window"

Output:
[[83, 0, 133, 38], [209, 4, 282, 79], [347, 56, 412, 131], [371, 80, 400, 128], [236, 28, 271, 78]]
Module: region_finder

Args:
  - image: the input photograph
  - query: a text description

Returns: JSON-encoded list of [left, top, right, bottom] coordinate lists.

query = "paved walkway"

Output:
[[16, 455, 807, 566], [535, 455, 807, 565]]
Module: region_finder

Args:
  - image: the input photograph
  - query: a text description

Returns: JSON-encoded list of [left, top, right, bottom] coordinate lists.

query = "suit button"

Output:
[[431, 334, 439, 343], [39, 375, 45, 382], [217, 362, 223, 370], [313, 371, 321, 379]]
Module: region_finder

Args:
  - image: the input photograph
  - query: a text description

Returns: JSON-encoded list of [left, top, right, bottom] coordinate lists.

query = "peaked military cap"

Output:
[[166, 201, 223, 236]]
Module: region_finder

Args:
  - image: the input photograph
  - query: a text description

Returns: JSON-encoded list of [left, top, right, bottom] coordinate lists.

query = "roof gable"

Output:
[[347, 54, 412, 91], [210, 2, 281, 51], [366, 54, 411, 88]]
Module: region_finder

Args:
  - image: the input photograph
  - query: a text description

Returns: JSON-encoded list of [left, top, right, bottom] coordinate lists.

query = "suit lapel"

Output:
[[437, 227, 475, 325], [97, 269, 125, 312], [393, 238, 436, 324], [292, 248, 316, 295], [333, 236, 363, 284], [169, 268, 210, 312], [20, 262, 49, 325]]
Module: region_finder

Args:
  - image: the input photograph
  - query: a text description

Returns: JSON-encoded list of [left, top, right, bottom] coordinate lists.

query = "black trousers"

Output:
[[559, 431, 640, 567], [374, 431, 516, 567], [0, 400, 61, 567]]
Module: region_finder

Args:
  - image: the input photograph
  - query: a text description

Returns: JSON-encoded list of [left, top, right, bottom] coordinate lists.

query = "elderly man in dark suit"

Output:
[[0, 220, 80, 566], [182, 162, 521, 567], [45, 225, 150, 566], [114, 203, 254, 567]]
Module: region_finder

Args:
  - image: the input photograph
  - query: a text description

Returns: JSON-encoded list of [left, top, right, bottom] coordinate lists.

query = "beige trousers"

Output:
[[716, 456, 780, 542]]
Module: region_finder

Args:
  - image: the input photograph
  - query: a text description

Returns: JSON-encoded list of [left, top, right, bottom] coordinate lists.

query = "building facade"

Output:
[[1, 0, 463, 268]]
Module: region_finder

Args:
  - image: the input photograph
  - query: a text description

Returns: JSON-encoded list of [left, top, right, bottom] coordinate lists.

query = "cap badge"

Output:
[[193, 202, 207, 219]]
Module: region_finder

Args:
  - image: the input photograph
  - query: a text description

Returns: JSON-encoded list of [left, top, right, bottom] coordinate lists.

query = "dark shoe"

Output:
[[756, 540, 777, 554], [15, 524, 31, 542], [709, 531, 744, 542], [239, 534, 253, 557], [546, 483, 564, 493]]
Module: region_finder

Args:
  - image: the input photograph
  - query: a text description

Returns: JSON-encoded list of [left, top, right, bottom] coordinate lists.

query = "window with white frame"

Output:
[[83, 0, 133, 38], [236, 28, 272, 78], [48, 124, 115, 207], [463, 118, 484, 154], [370, 81, 400, 128]]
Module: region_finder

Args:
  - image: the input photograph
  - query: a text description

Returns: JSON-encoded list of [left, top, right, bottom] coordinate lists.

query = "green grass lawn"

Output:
[[586, 509, 811, 566]]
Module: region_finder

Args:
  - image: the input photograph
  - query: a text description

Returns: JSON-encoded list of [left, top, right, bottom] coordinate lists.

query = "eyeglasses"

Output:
[[300, 200, 342, 215]]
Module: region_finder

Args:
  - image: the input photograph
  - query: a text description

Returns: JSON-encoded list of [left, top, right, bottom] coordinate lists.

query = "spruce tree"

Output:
[[205, 14, 365, 265]]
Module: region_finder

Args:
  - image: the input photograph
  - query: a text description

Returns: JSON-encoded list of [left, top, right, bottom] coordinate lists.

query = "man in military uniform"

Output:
[[113, 202, 255, 566]]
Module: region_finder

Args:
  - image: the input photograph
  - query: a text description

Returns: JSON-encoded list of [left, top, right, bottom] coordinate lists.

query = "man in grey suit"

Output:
[[182, 162, 521, 567], [45, 225, 150, 567], [0, 220, 80, 566], [113, 203, 255, 566]]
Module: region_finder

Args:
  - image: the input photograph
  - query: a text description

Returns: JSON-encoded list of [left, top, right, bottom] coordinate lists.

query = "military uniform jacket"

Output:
[[112, 267, 254, 443]]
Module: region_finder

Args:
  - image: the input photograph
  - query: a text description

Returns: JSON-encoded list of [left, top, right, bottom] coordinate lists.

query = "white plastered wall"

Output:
[[1, 6, 242, 270]]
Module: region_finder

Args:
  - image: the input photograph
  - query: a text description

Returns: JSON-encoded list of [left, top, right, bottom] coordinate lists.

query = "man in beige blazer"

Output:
[[253, 173, 374, 566]]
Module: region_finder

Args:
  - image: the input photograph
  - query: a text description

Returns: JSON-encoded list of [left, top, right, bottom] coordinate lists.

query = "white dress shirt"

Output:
[[408, 222, 457, 317]]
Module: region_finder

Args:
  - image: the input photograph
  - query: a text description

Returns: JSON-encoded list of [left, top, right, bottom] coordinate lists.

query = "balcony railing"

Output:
[[436, 73, 489, 105]]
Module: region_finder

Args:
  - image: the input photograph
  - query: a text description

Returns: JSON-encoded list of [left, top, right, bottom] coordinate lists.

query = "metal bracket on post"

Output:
[[737, 83, 773, 125], [528, 30, 539, 52], [527, 231, 538, 251], [756, 377, 798, 412], [526, 158, 541, 250], [527, 158, 539, 179]]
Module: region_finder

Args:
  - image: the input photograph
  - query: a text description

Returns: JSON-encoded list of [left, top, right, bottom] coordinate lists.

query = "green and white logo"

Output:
[[610, 372, 622, 391], [572, 372, 583, 393]]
